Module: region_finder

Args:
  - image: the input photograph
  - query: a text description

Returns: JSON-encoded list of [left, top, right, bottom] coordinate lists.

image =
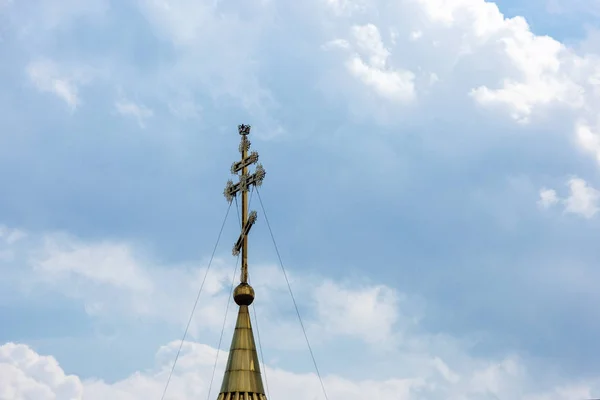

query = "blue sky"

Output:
[[1, 0, 600, 398]]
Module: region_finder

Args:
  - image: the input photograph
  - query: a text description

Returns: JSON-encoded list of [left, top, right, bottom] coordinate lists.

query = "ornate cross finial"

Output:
[[223, 125, 266, 300]]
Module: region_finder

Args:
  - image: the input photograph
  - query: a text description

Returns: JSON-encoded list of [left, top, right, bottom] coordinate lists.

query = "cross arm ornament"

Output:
[[223, 164, 266, 203], [233, 211, 257, 256], [231, 151, 259, 174]]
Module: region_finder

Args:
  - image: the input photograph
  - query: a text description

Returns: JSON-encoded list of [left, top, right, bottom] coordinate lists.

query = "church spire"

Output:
[[220, 125, 267, 400]]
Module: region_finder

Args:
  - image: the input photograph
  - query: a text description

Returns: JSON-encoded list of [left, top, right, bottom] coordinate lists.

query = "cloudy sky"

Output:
[[1, 0, 600, 398]]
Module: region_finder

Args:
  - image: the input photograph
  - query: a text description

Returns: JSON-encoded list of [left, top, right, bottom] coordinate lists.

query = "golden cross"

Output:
[[224, 124, 266, 284]]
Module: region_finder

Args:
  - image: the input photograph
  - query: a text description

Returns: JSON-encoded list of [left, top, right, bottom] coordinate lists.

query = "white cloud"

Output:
[[346, 56, 416, 102], [313, 281, 398, 344], [317, 0, 581, 127], [20, 0, 600, 150], [410, 31, 423, 41], [432, 357, 460, 383], [322, 39, 351, 50], [0, 225, 599, 399], [538, 188, 559, 209], [429, 72, 439, 85], [0, 224, 599, 398], [2, 0, 107, 42], [0, 343, 83, 400], [316, 0, 600, 173], [5, 0, 600, 396], [19, 229, 408, 349], [326, 0, 368, 16], [576, 122, 600, 164], [26, 232, 235, 335], [0, 226, 26, 245], [332, 24, 415, 102], [34, 235, 154, 292], [135, 0, 216, 48], [14, 0, 600, 165], [26, 60, 81, 110], [564, 177, 600, 218], [115, 99, 154, 128], [410, 0, 585, 122], [168, 97, 202, 119], [1, 340, 598, 400], [133, 0, 283, 140], [538, 177, 600, 218]]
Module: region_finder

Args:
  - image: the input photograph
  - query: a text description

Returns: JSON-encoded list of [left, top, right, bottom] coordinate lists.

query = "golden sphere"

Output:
[[233, 283, 255, 306]]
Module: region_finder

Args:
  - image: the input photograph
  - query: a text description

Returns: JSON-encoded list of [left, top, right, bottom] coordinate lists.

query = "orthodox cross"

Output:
[[224, 124, 266, 284]]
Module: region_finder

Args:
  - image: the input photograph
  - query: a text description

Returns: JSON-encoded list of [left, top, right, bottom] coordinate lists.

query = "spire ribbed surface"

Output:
[[217, 305, 267, 400]]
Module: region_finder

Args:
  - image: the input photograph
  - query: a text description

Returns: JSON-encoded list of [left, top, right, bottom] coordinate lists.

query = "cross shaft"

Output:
[[224, 124, 266, 284]]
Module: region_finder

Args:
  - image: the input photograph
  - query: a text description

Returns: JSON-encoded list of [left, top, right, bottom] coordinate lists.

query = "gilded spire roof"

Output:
[[217, 286, 266, 400], [218, 125, 267, 400]]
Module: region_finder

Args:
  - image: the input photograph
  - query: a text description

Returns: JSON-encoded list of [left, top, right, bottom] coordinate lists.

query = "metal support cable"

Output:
[[256, 188, 329, 400], [160, 201, 232, 400], [238, 189, 271, 398], [249, 282, 271, 399], [206, 253, 240, 400]]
